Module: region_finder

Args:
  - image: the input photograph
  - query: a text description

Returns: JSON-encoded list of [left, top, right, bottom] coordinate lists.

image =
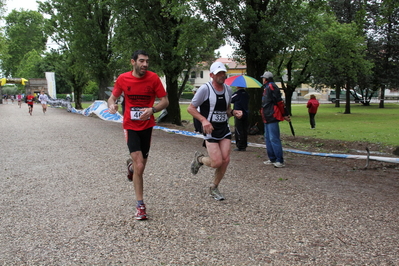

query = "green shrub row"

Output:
[[56, 94, 94, 101], [180, 92, 194, 100]]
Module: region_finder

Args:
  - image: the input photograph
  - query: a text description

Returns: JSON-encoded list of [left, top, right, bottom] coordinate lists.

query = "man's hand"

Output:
[[108, 104, 118, 114], [202, 120, 214, 134], [139, 107, 154, 120], [233, 110, 243, 119]]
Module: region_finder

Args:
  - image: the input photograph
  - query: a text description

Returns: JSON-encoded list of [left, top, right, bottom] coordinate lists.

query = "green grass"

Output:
[[79, 102, 399, 146], [282, 103, 399, 146]]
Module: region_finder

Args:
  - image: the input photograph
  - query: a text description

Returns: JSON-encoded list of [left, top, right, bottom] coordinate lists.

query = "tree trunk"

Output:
[[247, 87, 264, 133], [335, 87, 341, 107], [96, 72, 113, 101], [74, 85, 83, 109], [97, 81, 107, 100], [161, 74, 182, 125], [245, 56, 268, 135], [379, 85, 385, 108], [284, 85, 295, 116], [344, 83, 351, 114]]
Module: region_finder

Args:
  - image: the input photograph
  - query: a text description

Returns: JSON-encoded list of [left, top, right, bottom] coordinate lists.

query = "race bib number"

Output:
[[130, 107, 148, 120], [212, 111, 228, 123]]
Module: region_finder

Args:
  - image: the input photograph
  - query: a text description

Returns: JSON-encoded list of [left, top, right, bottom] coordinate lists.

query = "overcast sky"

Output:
[[5, 0, 38, 14]]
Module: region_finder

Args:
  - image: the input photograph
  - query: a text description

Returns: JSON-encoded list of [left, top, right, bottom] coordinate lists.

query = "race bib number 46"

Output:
[[130, 107, 149, 120], [212, 111, 228, 123]]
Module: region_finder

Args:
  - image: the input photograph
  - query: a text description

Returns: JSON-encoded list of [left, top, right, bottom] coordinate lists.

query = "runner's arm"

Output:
[[152, 96, 169, 113], [107, 94, 119, 114]]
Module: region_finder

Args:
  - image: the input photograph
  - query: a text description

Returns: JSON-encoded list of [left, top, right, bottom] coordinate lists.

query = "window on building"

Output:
[[190, 71, 196, 78], [200, 71, 204, 78]]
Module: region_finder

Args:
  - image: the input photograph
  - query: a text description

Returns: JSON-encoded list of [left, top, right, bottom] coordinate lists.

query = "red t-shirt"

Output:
[[26, 95, 35, 105], [113, 71, 167, 131]]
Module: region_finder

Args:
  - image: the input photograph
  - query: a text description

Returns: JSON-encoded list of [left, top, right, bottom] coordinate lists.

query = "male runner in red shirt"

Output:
[[26, 93, 35, 116], [108, 50, 169, 220]]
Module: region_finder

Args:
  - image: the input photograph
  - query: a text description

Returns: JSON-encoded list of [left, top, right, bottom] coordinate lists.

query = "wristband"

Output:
[[152, 107, 157, 113]]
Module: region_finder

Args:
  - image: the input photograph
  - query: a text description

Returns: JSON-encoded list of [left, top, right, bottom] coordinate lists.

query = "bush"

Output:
[[81, 94, 93, 101], [56, 94, 67, 99], [180, 92, 194, 100], [55, 94, 93, 101]]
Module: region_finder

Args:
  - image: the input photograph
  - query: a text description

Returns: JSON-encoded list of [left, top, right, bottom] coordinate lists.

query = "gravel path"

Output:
[[1, 103, 398, 265]]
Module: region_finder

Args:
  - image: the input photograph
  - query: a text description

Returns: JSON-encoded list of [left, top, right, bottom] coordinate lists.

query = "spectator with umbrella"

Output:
[[225, 75, 260, 152]]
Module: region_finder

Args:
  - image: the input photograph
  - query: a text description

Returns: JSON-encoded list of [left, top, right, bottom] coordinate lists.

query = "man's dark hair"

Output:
[[131, 50, 149, 61]]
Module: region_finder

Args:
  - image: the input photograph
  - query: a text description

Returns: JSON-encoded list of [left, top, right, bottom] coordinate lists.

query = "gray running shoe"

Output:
[[263, 160, 275, 165], [191, 151, 203, 175], [210, 187, 225, 201], [273, 162, 285, 168]]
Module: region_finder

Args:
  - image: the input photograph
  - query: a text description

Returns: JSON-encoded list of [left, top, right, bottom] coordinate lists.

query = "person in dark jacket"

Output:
[[306, 94, 319, 129], [231, 87, 249, 151], [260, 71, 291, 168]]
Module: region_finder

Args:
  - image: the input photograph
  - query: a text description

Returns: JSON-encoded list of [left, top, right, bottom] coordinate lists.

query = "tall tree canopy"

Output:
[[1, 10, 48, 78], [39, 0, 117, 104], [195, 0, 325, 127], [114, 0, 222, 125], [308, 19, 373, 114], [365, 0, 399, 107]]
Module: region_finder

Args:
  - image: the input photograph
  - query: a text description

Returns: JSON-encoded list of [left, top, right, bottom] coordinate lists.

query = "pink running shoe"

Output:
[[135, 204, 148, 220]]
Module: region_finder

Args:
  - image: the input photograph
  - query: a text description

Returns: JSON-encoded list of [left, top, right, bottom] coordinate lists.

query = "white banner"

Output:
[[70, 100, 123, 123], [45, 72, 57, 99]]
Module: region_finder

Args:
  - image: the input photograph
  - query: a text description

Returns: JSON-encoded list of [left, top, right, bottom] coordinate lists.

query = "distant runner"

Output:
[[17, 94, 22, 108], [26, 93, 35, 116], [38, 91, 49, 114]]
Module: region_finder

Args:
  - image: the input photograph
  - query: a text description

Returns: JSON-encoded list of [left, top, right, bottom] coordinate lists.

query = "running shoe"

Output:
[[135, 204, 148, 220], [126, 158, 133, 181], [263, 160, 275, 165], [190, 151, 204, 175], [210, 186, 225, 201], [273, 162, 285, 168]]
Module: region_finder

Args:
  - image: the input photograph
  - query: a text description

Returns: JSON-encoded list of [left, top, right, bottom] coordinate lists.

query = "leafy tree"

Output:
[[195, 0, 326, 128], [365, 0, 399, 108], [39, 0, 117, 101], [1, 10, 48, 77], [0, 0, 5, 14], [1, 84, 18, 95], [114, 0, 222, 125], [308, 20, 373, 114], [61, 50, 90, 108], [83, 80, 99, 96], [15, 50, 43, 79], [0, 0, 6, 77], [329, 0, 399, 108], [328, 0, 364, 24], [37, 51, 76, 94]]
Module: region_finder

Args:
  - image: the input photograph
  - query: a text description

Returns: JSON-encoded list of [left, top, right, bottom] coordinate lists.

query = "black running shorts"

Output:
[[125, 127, 153, 159]]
